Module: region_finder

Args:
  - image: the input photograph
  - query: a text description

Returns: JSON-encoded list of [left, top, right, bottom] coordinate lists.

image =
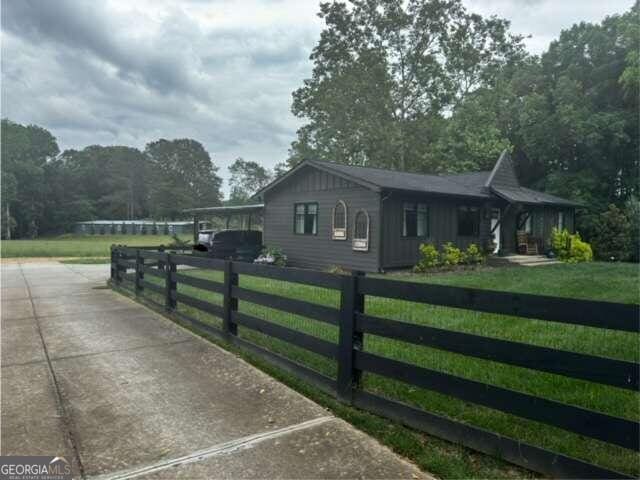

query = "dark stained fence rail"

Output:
[[110, 245, 640, 479]]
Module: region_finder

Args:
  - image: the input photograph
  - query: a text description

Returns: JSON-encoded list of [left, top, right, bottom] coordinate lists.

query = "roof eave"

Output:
[[384, 187, 490, 201], [490, 187, 581, 208]]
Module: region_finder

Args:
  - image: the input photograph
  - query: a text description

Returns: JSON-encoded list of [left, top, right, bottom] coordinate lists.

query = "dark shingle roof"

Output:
[[257, 156, 578, 207], [491, 186, 580, 207], [309, 161, 490, 198]]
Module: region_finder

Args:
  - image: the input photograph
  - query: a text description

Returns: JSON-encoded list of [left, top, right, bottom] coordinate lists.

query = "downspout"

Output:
[[378, 191, 392, 273]]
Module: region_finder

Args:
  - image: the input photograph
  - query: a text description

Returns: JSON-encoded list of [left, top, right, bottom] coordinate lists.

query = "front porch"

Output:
[[488, 200, 574, 257]]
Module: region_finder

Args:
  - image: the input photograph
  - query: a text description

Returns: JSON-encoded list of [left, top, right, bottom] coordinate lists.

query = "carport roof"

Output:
[[183, 204, 264, 215]]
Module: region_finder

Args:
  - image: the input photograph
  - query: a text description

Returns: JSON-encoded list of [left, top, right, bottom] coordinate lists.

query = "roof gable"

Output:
[[253, 161, 380, 199], [485, 150, 519, 188]]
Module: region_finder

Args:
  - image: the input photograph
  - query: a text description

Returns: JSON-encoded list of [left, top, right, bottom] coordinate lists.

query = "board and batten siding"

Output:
[[381, 193, 490, 269], [263, 167, 381, 272]]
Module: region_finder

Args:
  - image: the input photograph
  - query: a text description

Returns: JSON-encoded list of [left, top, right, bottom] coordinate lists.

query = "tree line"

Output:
[[1, 121, 225, 238], [288, 0, 639, 250]]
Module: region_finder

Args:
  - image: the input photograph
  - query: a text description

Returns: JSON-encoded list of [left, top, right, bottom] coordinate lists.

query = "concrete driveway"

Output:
[[1, 261, 429, 479]]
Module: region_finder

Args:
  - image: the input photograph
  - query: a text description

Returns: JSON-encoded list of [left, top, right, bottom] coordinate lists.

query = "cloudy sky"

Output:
[[1, 0, 633, 196]]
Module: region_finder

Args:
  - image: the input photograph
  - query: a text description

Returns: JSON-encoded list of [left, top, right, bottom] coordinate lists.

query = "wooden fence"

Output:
[[110, 245, 639, 479]]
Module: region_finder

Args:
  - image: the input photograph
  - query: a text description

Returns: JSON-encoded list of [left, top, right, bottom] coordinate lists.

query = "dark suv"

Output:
[[195, 230, 262, 262]]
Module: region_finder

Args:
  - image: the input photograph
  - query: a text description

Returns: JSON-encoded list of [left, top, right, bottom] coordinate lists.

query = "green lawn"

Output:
[[119, 261, 639, 478], [1, 234, 191, 258]]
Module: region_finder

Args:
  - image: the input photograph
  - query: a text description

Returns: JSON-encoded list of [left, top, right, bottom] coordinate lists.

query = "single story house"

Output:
[[254, 151, 579, 272]]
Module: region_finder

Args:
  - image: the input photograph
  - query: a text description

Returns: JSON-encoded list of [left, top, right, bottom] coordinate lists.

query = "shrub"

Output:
[[121, 222, 127, 234], [551, 227, 571, 259], [591, 204, 631, 261], [464, 243, 484, 265], [255, 246, 287, 267], [140, 223, 147, 235], [551, 228, 593, 263], [152, 222, 158, 235], [568, 234, 593, 263], [441, 242, 463, 267], [163, 222, 170, 235], [414, 243, 440, 272]]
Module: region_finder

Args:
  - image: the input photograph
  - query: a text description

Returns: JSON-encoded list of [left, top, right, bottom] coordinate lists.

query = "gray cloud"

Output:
[[1, 0, 632, 195], [1, 0, 320, 193]]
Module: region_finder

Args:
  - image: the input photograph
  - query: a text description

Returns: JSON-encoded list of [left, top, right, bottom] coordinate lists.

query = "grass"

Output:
[[1, 234, 191, 258], [59, 257, 111, 264], [118, 261, 639, 478]]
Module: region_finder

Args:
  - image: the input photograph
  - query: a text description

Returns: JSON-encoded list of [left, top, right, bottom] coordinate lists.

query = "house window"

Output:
[[353, 210, 370, 251], [332, 200, 347, 240], [403, 203, 429, 237], [294, 203, 318, 235], [557, 211, 565, 230], [457, 206, 480, 236]]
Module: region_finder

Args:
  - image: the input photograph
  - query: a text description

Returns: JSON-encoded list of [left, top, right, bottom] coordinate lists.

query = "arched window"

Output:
[[352, 210, 370, 251], [332, 200, 347, 240]]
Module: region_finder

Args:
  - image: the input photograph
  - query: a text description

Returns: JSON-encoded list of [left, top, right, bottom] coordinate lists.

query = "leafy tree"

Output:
[[591, 204, 632, 261], [39, 157, 94, 234], [227, 158, 273, 204], [1, 119, 59, 238], [290, 0, 525, 171], [145, 139, 222, 219], [273, 162, 290, 178], [58, 145, 149, 221], [426, 93, 511, 173], [625, 196, 639, 262]]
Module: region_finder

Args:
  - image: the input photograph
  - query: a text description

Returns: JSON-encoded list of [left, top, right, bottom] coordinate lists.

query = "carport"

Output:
[[183, 204, 264, 243]]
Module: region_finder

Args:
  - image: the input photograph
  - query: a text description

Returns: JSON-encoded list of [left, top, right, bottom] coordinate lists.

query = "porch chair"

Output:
[[516, 231, 539, 255]]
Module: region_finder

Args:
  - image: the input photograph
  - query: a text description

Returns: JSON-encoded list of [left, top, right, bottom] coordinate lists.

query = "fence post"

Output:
[[157, 245, 165, 272], [135, 249, 144, 294], [223, 260, 238, 338], [337, 270, 365, 403], [110, 245, 116, 282], [165, 253, 177, 311]]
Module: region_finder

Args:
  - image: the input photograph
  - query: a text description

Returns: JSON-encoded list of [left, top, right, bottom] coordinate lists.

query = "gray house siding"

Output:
[[263, 167, 381, 272], [381, 193, 490, 269]]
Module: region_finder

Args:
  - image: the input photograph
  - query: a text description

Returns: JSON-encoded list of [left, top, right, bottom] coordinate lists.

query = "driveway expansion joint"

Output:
[[89, 416, 336, 480]]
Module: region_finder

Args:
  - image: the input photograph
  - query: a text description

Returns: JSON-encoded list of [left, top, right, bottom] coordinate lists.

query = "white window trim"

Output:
[[352, 209, 370, 252], [332, 200, 348, 240], [557, 211, 565, 231]]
